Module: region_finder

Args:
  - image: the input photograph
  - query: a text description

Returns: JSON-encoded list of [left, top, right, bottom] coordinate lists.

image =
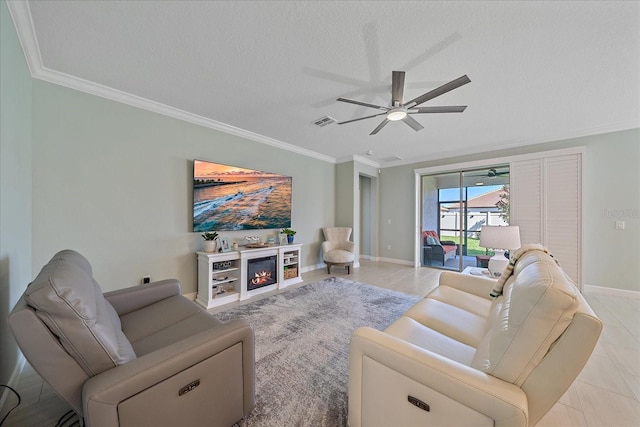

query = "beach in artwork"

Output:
[[193, 161, 292, 231]]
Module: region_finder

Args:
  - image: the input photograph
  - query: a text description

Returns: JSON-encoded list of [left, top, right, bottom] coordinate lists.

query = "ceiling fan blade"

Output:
[[337, 112, 387, 125], [391, 71, 405, 106], [336, 97, 388, 110], [405, 75, 471, 108], [409, 105, 467, 114], [370, 119, 390, 135], [402, 115, 424, 132]]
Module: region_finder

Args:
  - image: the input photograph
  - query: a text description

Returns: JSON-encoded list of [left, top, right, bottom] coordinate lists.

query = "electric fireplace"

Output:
[[247, 255, 277, 291]]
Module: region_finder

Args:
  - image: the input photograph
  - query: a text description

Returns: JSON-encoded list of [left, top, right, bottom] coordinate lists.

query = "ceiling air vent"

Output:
[[313, 116, 336, 127]]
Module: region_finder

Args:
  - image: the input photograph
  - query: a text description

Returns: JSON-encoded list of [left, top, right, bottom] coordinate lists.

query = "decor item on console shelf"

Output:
[[348, 248, 602, 427], [201, 231, 219, 253], [281, 228, 296, 244], [245, 236, 270, 248]]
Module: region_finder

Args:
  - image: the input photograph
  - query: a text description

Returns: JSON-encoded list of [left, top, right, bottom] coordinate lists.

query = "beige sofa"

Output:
[[9, 250, 255, 427], [349, 250, 602, 427]]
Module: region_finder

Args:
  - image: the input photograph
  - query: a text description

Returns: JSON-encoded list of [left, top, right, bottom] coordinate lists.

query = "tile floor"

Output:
[[1, 259, 638, 426]]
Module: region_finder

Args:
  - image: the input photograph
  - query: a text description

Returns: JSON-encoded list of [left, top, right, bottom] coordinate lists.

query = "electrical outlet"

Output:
[[387, 245, 391, 251], [142, 276, 151, 285], [615, 221, 625, 230]]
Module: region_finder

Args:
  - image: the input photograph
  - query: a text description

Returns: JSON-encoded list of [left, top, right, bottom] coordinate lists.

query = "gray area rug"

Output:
[[214, 277, 421, 427]]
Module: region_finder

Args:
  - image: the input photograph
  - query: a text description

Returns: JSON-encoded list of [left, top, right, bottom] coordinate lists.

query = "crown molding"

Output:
[[6, 1, 336, 165], [6, 0, 41, 76], [351, 155, 381, 168]]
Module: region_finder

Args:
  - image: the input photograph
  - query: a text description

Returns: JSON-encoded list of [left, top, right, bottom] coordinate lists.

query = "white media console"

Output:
[[196, 243, 303, 309]]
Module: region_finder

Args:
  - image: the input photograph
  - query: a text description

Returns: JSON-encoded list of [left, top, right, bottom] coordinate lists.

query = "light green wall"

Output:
[[31, 80, 335, 294], [581, 130, 639, 290], [0, 0, 32, 383], [380, 128, 640, 291], [335, 162, 354, 228]]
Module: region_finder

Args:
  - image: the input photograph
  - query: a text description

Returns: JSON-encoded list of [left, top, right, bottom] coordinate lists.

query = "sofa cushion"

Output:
[[423, 230, 440, 245], [405, 298, 487, 348], [386, 317, 476, 366], [324, 249, 355, 263], [441, 245, 457, 256], [24, 250, 136, 376], [471, 251, 579, 385], [426, 236, 440, 246], [119, 294, 224, 356], [427, 285, 493, 318]]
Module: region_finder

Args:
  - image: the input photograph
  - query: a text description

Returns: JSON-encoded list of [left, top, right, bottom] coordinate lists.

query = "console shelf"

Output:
[[196, 244, 303, 309]]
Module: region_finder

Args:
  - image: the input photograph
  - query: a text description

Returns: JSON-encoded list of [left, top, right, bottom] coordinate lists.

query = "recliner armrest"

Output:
[[438, 271, 496, 300], [104, 279, 182, 316], [349, 327, 528, 427], [83, 318, 255, 427]]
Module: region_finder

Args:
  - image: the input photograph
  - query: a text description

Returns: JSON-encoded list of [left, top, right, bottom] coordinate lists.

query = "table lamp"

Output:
[[479, 226, 521, 277]]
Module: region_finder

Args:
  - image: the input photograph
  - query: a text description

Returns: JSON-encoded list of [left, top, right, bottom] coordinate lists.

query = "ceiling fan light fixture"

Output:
[[387, 108, 407, 121]]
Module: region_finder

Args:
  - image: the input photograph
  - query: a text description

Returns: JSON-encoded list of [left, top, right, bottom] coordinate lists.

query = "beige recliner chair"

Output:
[[322, 227, 355, 274], [9, 249, 255, 427]]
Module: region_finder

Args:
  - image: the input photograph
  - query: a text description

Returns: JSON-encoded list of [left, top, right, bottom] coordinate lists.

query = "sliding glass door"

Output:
[[420, 166, 510, 271]]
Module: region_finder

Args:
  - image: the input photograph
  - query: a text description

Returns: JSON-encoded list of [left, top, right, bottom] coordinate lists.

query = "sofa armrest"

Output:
[[104, 279, 182, 316], [337, 241, 355, 252], [349, 327, 527, 427], [83, 318, 255, 426], [438, 271, 496, 300]]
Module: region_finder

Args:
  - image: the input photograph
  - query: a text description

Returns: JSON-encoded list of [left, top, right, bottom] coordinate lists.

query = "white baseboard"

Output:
[[302, 262, 361, 273], [0, 354, 25, 413], [184, 291, 197, 301], [301, 263, 325, 273], [584, 284, 640, 299], [373, 256, 415, 266]]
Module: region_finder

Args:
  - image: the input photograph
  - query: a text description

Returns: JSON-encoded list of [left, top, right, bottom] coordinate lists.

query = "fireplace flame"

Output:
[[250, 270, 272, 285]]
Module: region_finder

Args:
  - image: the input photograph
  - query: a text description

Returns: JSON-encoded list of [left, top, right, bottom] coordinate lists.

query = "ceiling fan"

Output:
[[336, 71, 470, 135], [468, 168, 510, 178]]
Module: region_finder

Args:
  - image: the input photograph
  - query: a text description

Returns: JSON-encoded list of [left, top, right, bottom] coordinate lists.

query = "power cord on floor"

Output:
[[0, 385, 21, 426], [55, 409, 81, 427]]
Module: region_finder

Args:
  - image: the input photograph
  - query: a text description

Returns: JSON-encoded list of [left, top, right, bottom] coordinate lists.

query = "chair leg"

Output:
[[326, 263, 331, 274], [346, 264, 351, 274]]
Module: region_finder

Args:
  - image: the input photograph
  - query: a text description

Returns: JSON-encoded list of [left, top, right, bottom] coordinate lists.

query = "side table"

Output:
[[461, 266, 498, 280], [475, 255, 491, 268]]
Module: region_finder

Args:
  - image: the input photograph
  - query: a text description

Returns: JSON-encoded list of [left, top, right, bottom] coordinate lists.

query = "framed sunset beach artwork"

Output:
[[193, 160, 292, 232]]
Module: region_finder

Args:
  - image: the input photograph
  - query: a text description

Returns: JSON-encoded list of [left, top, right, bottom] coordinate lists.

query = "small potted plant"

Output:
[[201, 231, 219, 252], [281, 228, 296, 244]]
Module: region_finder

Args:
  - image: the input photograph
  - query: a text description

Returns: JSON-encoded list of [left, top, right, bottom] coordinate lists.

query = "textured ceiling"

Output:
[[9, 1, 640, 166]]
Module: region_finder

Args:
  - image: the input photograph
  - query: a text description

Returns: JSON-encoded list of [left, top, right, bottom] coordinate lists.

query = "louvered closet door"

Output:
[[510, 153, 582, 286], [510, 159, 543, 245], [544, 155, 581, 284]]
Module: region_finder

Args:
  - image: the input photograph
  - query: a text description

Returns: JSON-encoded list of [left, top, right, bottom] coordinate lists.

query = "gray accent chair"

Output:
[[9, 249, 255, 427]]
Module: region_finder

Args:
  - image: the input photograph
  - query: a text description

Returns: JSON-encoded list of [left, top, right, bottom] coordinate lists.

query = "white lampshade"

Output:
[[479, 226, 521, 277], [479, 226, 521, 250]]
